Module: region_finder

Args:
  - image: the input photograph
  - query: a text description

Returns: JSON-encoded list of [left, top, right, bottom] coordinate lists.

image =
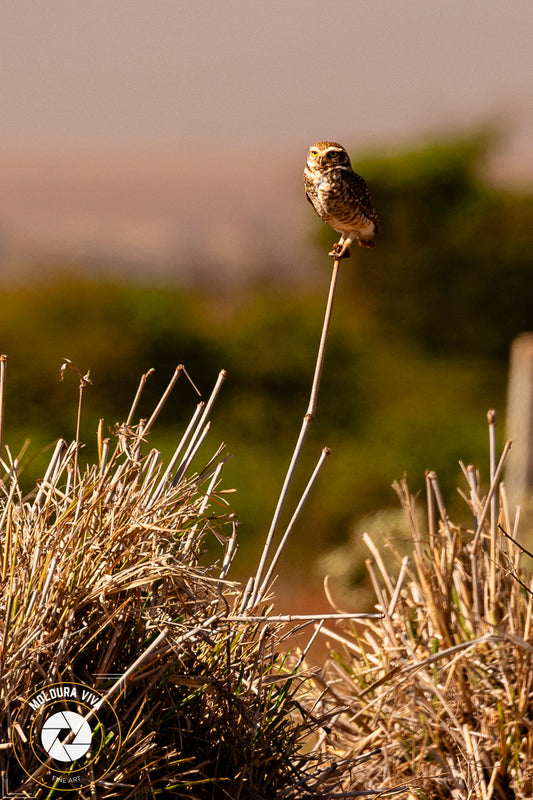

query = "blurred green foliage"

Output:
[[340, 129, 533, 356], [1, 130, 532, 581]]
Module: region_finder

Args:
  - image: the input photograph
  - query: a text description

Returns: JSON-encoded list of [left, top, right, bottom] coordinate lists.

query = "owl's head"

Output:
[[306, 141, 352, 171]]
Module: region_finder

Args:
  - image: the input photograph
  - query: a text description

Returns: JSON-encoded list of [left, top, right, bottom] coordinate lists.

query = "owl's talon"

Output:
[[329, 244, 350, 260]]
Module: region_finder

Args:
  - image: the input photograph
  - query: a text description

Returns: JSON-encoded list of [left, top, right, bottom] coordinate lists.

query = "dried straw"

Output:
[[309, 413, 533, 799], [0, 360, 361, 799]]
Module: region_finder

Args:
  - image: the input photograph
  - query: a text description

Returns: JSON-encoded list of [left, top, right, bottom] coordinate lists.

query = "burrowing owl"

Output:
[[304, 141, 379, 258]]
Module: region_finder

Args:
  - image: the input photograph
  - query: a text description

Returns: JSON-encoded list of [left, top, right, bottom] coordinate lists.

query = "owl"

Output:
[[304, 141, 379, 258]]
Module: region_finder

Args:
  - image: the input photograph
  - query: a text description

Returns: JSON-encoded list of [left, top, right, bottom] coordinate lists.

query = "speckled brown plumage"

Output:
[[304, 141, 379, 258]]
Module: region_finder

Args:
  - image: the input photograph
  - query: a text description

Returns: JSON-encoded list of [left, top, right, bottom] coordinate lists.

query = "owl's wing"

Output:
[[348, 172, 380, 233], [303, 172, 316, 208]]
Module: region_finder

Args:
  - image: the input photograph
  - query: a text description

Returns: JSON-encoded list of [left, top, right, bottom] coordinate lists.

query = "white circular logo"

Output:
[[40, 710, 92, 762], [13, 681, 121, 791]]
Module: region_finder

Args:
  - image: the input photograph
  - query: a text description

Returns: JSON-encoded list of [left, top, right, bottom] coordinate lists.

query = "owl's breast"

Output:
[[317, 176, 332, 197], [314, 177, 335, 215], [304, 169, 338, 221]]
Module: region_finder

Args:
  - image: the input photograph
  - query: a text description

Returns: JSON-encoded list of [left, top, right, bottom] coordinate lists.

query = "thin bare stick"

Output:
[[425, 469, 436, 551], [292, 619, 325, 669], [99, 438, 111, 475], [171, 369, 227, 487], [257, 446, 331, 601], [488, 409, 498, 603], [172, 422, 211, 484], [363, 532, 395, 598], [143, 365, 184, 436], [141, 449, 161, 488], [250, 258, 341, 608], [220, 521, 239, 580], [196, 368, 227, 425], [471, 439, 512, 552], [75, 375, 90, 480], [182, 460, 225, 554], [126, 368, 155, 426], [32, 439, 68, 513], [307, 258, 341, 418], [133, 419, 146, 461], [148, 401, 205, 505], [427, 470, 453, 543], [314, 624, 369, 654], [238, 576, 255, 614], [387, 555, 411, 617], [59, 359, 92, 484], [225, 612, 384, 623], [0, 355, 7, 471]]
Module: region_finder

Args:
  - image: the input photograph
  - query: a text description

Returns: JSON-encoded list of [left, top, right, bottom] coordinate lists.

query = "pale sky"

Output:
[[2, 0, 532, 151], [1, 0, 532, 277]]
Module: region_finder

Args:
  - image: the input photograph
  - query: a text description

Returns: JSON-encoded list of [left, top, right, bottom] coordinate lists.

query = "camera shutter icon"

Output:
[[40, 711, 92, 762]]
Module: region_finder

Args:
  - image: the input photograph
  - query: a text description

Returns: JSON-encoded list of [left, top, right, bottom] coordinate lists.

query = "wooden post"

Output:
[[506, 332, 533, 507]]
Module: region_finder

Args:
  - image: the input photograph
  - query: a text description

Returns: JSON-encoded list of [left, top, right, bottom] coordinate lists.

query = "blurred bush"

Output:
[[338, 128, 533, 356], [0, 129, 531, 581]]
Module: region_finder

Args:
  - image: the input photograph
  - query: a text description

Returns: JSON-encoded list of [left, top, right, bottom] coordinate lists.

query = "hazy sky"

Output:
[[2, 0, 532, 151], [1, 0, 532, 277]]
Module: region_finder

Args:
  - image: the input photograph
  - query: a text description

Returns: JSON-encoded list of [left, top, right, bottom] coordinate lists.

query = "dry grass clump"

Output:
[[0, 362, 344, 799], [312, 414, 533, 799]]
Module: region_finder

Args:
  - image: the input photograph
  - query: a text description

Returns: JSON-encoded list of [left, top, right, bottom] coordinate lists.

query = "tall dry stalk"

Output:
[[250, 257, 342, 608], [0, 355, 6, 464]]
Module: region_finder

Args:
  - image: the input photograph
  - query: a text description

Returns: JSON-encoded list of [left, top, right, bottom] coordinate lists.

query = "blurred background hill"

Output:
[[1, 0, 533, 607]]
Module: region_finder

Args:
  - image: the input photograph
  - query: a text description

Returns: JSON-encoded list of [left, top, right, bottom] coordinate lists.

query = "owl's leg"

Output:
[[329, 235, 352, 260]]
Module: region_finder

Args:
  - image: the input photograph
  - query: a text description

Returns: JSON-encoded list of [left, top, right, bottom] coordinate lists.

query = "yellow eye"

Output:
[[310, 150, 318, 159], [328, 151, 338, 159]]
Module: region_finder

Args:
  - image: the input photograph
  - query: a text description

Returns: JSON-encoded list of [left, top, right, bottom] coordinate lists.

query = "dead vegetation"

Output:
[[311, 414, 533, 799], [0, 361, 352, 799], [1, 251, 532, 799]]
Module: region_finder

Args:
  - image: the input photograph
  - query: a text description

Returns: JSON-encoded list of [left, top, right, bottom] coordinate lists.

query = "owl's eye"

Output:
[[328, 151, 338, 159], [310, 150, 318, 159]]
